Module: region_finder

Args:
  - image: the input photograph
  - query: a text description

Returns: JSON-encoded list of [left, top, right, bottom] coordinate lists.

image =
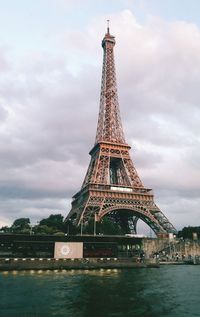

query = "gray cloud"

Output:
[[0, 104, 8, 123], [0, 47, 10, 71], [0, 10, 200, 230]]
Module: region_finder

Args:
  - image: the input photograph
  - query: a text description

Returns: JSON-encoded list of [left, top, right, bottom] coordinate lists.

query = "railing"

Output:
[[87, 184, 153, 195]]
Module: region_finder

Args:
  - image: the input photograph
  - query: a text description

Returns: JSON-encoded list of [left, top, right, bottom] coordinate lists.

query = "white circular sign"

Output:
[[60, 245, 71, 256]]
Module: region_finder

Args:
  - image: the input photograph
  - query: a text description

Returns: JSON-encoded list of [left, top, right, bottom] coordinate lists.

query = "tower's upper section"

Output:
[[95, 25, 126, 145]]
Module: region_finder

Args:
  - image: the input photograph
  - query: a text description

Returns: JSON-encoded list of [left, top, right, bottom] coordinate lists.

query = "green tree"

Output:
[[0, 226, 11, 233], [11, 218, 30, 233], [31, 214, 66, 235], [33, 224, 55, 235], [39, 214, 64, 231], [63, 219, 79, 235], [83, 216, 124, 235], [98, 217, 124, 235], [178, 226, 200, 239]]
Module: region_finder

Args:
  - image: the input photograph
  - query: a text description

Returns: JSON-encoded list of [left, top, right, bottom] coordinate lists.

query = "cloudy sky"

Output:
[[0, 0, 200, 232]]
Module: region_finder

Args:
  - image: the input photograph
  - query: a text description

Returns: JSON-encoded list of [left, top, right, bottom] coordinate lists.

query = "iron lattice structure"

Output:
[[66, 26, 177, 235]]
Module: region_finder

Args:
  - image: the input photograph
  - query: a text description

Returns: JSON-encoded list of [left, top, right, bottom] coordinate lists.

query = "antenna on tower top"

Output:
[[107, 19, 110, 34]]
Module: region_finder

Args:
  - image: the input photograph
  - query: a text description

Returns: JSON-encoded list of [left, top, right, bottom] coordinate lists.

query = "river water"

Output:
[[1, 266, 200, 317]]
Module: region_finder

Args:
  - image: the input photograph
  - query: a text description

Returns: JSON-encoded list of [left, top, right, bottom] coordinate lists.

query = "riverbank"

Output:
[[1, 257, 200, 271], [160, 259, 200, 265], [0, 257, 159, 271]]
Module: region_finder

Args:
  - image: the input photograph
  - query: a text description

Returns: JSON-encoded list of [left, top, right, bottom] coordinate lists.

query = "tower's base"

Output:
[[67, 184, 177, 235]]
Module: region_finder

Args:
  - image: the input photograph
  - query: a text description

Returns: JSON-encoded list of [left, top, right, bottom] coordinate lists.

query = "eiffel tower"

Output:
[[66, 24, 177, 235]]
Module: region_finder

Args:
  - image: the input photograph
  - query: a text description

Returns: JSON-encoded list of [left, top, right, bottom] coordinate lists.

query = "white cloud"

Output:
[[0, 9, 200, 231]]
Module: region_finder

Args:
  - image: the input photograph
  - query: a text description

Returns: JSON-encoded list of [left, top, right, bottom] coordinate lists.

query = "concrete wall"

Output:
[[142, 238, 200, 259], [142, 238, 170, 257], [178, 240, 200, 257]]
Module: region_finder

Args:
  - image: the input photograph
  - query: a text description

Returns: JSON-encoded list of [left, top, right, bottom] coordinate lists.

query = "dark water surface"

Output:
[[1, 266, 200, 317]]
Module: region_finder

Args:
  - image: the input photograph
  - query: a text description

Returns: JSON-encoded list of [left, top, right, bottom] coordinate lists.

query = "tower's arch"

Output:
[[99, 206, 166, 235]]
